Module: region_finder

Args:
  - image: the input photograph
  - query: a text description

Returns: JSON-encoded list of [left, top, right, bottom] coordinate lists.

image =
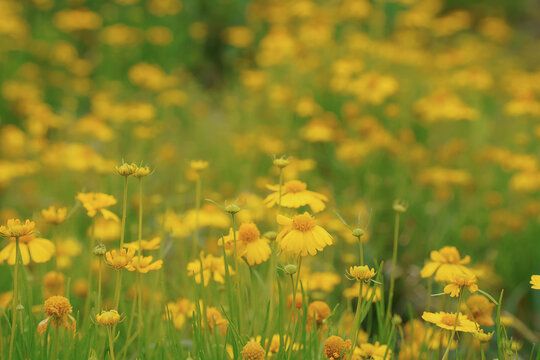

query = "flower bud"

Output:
[[392, 314, 402, 325], [133, 165, 151, 178], [392, 199, 408, 213], [16, 304, 24, 311], [284, 264, 297, 275], [93, 242, 107, 256], [263, 231, 277, 241], [273, 157, 290, 169], [115, 162, 137, 177], [225, 204, 241, 215], [352, 228, 365, 238]]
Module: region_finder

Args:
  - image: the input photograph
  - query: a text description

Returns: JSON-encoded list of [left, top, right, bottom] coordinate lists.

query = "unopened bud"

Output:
[[392, 314, 402, 325], [284, 264, 297, 275], [263, 231, 277, 241], [93, 242, 107, 256], [273, 157, 290, 169], [16, 304, 24, 311], [352, 228, 365, 238], [225, 204, 241, 215]]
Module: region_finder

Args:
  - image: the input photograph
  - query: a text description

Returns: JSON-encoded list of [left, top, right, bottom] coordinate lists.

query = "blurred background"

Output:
[[0, 0, 539, 334]]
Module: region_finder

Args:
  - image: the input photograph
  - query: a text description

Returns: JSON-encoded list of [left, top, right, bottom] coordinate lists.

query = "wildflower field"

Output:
[[1, 0, 540, 358]]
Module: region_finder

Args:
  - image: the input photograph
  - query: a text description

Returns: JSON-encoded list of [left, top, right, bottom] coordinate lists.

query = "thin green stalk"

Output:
[[386, 212, 400, 320], [356, 235, 364, 265], [107, 327, 116, 360], [120, 176, 128, 248], [191, 176, 202, 258], [349, 281, 364, 354], [442, 292, 464, 360], [137, 178, 144, 340], [426, 277, 433, 311], [113, 270, 122, 309], [97, 256, 103, 311], [231, 213, 242, 333], [8, 237, 20, 360]]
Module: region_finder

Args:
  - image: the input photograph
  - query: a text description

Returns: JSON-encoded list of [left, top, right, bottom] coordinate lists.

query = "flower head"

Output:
[[133, 165, 151, 178], [352, 342, 391, 360], [443, 273, 478, 297], [241, 340, 265, 360], [190, 160, 208, 172], [0, 219, 35, 238], [96, 310, 121, 326], [125, 255, 163, 273], [323, 336, 351, 359], [531, 275, 540, 290], [265, 180, 328, 213], [464, 294, 495, 326], [114, 162, 137, 176], [347, 265, 376, 281], [187, 252, 234, 286], [220, 223, 271, 266], [76, 192, 119, 221], [105, 248, 136, 269], [422, 311, 479, 333], [0, 232, 55, 265], [123, 236, 161, 251], [37, 296, 76, 334], [420, 246, 472, 282], [277, 213, 333, 256], [41, 206, 67, 225], [307, 300, 331, 329]]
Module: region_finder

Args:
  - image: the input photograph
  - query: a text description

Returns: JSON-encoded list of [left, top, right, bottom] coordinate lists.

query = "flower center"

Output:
[[284, 180, 307, 193], [441, 314, 459, 327], [440, 247, 460, 263], [44, 296, 72, 317], [238, 223, 260, 243], [291, 213, 316, 232]]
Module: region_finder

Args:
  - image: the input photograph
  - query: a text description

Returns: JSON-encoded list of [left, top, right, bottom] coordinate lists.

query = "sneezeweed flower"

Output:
[[0, 219, 35, 238], [241, 340, 265, 360], [352, 342, 391, 360], [347, 265, 376, 281], [221, 223, 271, 265], [475, 330, 494, 343], [123, 236, 161, 251], [205, 307, 228, 335], [307, 301, 331, 329], [76, 192, 119, 222], [264, 180, 328, 213], [190, 160, 208, 173], [531, 275, 540, 289], [323, 335, 351, 359], [114, 162, 137, 177], [273, 156, 291, 169], [287, 292, 304, 310], [276, 213, 333, 256], [105, 248, 135, 269], [0, 232, 55, 265], [343, 284, 382, 302], [96, 310, 121, 326], [464, 294, 495, 326], [133, 165, 151, 178], [187, 252, 234, 286], [443, 273, 479, 297], [165, 298, 194, 330], [41, 206, 67, 225], [392, 199, 408, 213], [125, 255, 163, 273], [37, 296, 76, 334], [420, 246, 472, 282], [422, 312, 478, 333]]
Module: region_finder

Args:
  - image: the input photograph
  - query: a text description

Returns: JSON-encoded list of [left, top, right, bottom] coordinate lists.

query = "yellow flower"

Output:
[[93, 218, 121, 242], [265, 180, 328, 213], [0, 233, 55, 265], [96, 310, 121, 326], [43, 271, 65, 298], [37, 296, 76, 334], [187, 252, 234, 286], [531, 275, 540, 290], [41, 206, 67, 225], [240, 340, 265, 360], [352, 342, 391, 360], [205, 307, 228, 335], [443, 273, 479, 297], [464, 294, 495, 326], [133, 165, 151, 178], [189, 160, 208, 172], [323, 335, 351, 359], [347, 265, 376, 281], [123, 236, 161, 251], [307, 300, 331, 329], [125, 255, 163, 273], [422, 312, 478, 333], [420, 246, 472, 282], [76, 192, 119, 222], [164, 298, 194, 330], [221, 223, 271, 266], [276, 213, 333, 256], [475, 330, 494, 343], [304, 272, 341, 292], [105, 248, 136, 269], [343, 283, 381, 302], [114, 162, 137, 176], [0, 219, 35, 238]]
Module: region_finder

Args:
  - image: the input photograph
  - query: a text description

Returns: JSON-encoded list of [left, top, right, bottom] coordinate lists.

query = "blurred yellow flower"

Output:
[[76, 192, 119, 221], [265, 180, 328, 213], [126, 255, 163, 273], [420, 246, 472, 282], [41, 206, 67, 225], [105, 248, 136, 269], [531, 275, 540, 290], [422, 312, 478, 333], [443, 273, 478, 297]]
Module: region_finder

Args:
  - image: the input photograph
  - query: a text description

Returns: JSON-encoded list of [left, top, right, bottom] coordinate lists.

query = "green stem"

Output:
[[137, 179, 144, 338], [387, 212, 400, 320], [191, 176, 201, 258], [97, 257, 103, 312], [426, 277, 433, 311], [107, 327, 116, 360], [120, 176, 128, 248], [349, 281, 364, 354], [113, 270, 123, 310], [231, 213, 242, 333], [356, 235, 364, 266], [278, 168, 283, 213], [8, 237, 20, 360], [441, 292, 464, 360]]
